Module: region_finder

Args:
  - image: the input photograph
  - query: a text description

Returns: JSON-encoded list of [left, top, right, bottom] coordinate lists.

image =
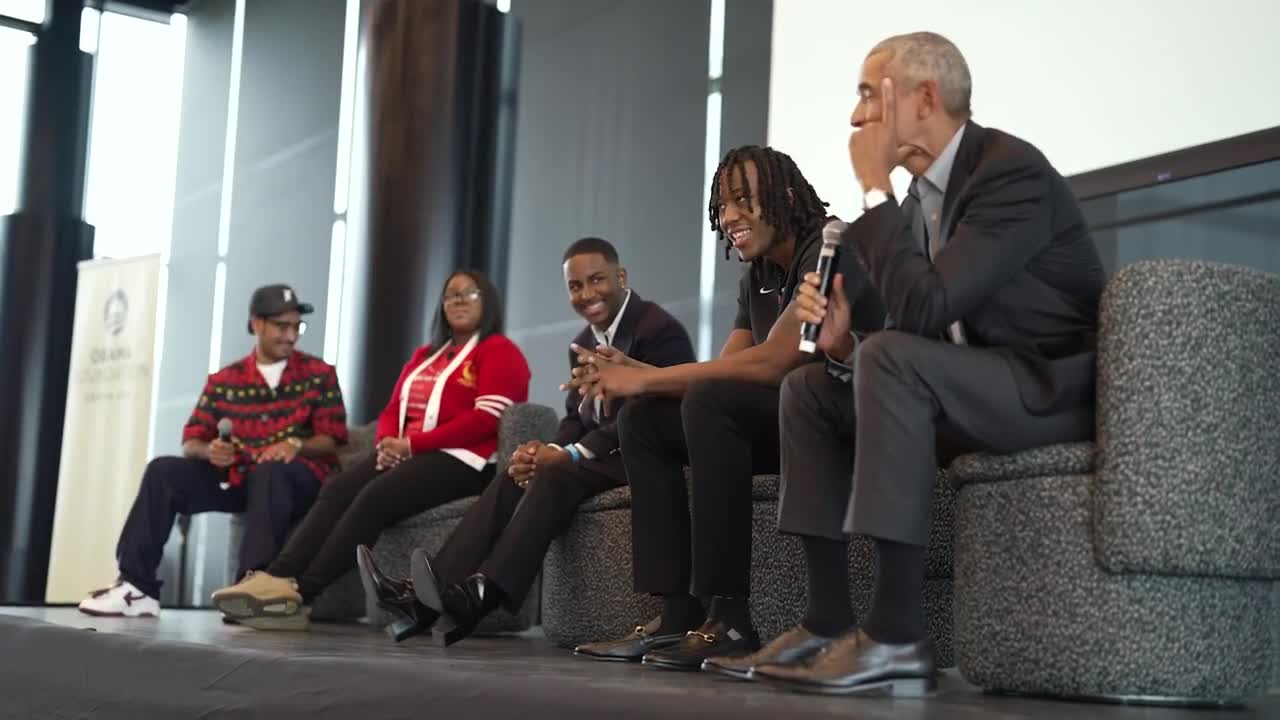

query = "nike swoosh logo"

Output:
[[124, 592, 146, 606], [758, 287, 775, 294]]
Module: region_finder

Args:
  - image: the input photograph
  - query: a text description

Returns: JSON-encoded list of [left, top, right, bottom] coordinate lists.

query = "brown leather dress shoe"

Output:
[[702, 625, 833, 680], [751, 628, 936, 697]]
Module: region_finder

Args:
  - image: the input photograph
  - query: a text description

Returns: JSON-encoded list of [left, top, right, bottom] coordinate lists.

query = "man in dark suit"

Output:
[[734, 32, 1105, 694], [357, 237, 695, 645]]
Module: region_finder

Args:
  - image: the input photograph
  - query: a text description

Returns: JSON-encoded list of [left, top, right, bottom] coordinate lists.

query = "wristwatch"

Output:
[[286, 437, 303, 450]]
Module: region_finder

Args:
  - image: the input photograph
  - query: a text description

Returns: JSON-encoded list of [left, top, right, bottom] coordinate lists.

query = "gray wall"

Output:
[[156, 0, 345, 605], [219, 0, 344, 363], [505, 0, 710, 409], [505, 0, 779, 411]]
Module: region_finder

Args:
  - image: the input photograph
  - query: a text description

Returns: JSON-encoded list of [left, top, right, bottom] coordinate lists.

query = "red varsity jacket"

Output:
[[375, 333, 531, 469]]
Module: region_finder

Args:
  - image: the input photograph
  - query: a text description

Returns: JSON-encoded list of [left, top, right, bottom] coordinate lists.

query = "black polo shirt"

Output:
[[733, 219, 886, 347], [733, 228, 821, 345]]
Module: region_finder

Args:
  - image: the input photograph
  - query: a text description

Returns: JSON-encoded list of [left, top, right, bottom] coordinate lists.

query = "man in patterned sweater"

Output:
[[78, 284, 348, 618]]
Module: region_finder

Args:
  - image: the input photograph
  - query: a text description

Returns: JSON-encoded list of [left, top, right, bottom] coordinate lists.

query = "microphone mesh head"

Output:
[[217, 418, 233, 437], [822, 219, 848, 244]]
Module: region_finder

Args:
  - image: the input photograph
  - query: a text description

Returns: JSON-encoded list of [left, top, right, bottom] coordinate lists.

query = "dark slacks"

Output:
[[116, 456, 320, 598], [432, 455, 625, 610], [268, 450, 493, 601], [618, 379, 782, 598], [778, 331, 1093, 545]]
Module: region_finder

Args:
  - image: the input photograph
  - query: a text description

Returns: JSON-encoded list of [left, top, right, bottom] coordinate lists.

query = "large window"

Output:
[[84, 11, 187, 260], [0, 27, 33, 216], [0, 0, 44, 24]]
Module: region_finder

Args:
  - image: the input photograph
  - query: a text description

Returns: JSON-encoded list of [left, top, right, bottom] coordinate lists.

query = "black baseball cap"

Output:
[[247, 284, 314, 333]]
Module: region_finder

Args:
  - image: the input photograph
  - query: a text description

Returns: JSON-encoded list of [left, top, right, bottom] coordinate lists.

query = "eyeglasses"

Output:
[[442, 288, 482, 305], [266, 319, 308, 335]]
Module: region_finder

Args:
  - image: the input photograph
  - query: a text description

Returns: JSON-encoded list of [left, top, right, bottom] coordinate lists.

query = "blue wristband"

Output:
[[563, 444, 582, 464]]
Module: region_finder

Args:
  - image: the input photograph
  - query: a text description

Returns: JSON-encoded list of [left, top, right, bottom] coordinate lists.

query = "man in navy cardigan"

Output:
[[358, 237, 695, 644]]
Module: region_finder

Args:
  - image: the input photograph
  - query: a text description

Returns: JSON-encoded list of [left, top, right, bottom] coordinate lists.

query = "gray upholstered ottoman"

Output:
[[951, 260, 1280, 704], [541, 471, 957, 667]]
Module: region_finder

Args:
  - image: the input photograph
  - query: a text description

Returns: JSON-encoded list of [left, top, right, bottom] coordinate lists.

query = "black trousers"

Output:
[[116, 456, 320, 599], [617, 379, 782, 598], [268, 450, 493, 601], [432, 455, 625, 611], [778, 332, 1093, 545]]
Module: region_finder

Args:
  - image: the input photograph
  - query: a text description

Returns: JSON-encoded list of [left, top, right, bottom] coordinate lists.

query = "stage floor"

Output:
[[1, 607, 1274, 719]]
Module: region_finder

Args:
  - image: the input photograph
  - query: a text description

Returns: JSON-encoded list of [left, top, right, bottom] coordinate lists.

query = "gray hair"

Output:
[[869, 32, 972, 118]]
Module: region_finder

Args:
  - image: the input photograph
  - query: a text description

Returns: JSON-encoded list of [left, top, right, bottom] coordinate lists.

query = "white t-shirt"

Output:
[[257, 359, 287, 390]]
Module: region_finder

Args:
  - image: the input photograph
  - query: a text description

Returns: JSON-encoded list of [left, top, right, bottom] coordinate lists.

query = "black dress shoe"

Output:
[[573, 616, 688, 662], [642, 617, 760, 671], [410, 548, 446, 612], [431, 574, 504, 647], [356, 544, 437, 642], [702, 625, 834, 680], [751, 628, 936, 697]]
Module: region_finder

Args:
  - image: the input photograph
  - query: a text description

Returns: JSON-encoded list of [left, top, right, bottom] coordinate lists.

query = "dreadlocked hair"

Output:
[[707, 145, 830, 261]]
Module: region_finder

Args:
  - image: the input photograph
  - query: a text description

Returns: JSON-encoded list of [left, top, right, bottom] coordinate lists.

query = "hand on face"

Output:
[[849, 77, 900, 193]]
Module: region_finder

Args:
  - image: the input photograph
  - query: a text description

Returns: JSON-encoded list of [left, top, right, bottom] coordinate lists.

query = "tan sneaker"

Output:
[[211, 571, 306, 630]]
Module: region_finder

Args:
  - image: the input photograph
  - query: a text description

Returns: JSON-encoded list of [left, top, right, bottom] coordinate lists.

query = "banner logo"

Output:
[[104, 289, 129, 337]]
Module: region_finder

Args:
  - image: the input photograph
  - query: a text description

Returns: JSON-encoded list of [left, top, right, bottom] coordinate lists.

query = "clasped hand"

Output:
[[376, 436, 411, 471], [507, 440, 571, 488], [559, 344, 651, 413]]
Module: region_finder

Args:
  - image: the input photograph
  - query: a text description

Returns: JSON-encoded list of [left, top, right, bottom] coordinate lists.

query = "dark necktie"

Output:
[[902, 178, 929, 255], [903, 177, 966, 344]]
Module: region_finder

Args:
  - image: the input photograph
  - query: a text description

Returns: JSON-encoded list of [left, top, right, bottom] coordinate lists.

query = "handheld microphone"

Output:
[[216, 418, 233, 489], [798, 219, 847, 354], [217, 418, 233, 442]]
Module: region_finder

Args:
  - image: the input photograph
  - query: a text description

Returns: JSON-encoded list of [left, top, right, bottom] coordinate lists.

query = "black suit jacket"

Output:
[[552, 292, 695, 476], [845, 122, 1105, 415]]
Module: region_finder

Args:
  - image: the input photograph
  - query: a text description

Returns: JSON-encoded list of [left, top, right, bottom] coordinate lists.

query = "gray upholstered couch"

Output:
[[540, 470, 959, 667], [228, 403, 560, 633], [950, 259, 1280, 704]]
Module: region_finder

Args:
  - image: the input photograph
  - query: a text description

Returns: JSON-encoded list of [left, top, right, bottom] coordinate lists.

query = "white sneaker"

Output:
[[78, 580, 160, 618]]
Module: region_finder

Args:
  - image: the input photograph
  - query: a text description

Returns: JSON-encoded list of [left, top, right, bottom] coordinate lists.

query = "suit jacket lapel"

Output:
[[940, 121, 983, 241], [575, 294, 642, 428], [599, 292, 645, 422], [608, 291, 643, 357]]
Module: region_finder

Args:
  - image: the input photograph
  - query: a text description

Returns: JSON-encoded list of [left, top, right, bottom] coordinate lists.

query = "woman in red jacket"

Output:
[[211, 270, 531, 630]]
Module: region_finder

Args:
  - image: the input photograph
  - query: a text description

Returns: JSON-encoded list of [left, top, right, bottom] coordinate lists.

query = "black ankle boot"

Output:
[[356, 544, 438, 642], [434, 574, 505, 647]]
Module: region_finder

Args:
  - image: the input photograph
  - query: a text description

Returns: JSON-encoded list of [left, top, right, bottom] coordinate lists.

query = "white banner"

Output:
[[45, 254, 163, 603]]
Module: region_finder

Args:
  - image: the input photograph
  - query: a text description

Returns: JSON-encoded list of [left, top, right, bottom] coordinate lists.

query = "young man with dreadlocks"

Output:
[[570, 146, 884, 670]]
